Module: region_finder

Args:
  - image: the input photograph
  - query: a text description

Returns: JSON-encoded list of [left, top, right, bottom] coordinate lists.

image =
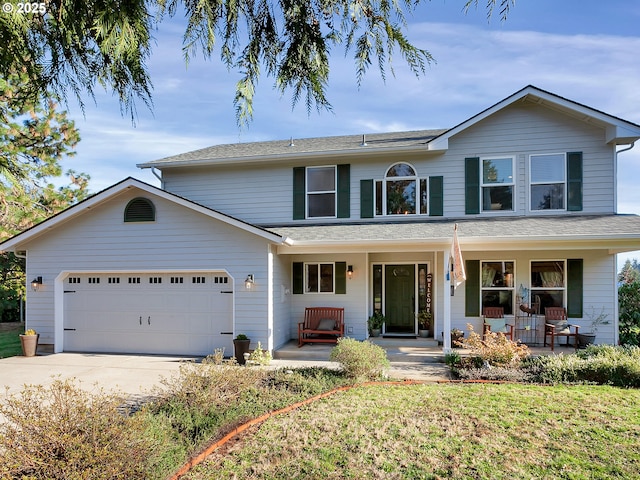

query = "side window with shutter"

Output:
[[465, 158, 480, 215]]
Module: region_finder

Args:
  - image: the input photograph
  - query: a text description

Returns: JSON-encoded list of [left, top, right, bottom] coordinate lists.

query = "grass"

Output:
[[0, 322, 23, 358], [185, 383, 640, 479]]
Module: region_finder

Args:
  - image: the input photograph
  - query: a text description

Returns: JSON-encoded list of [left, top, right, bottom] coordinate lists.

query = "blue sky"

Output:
[[61, 0, 640, 265]]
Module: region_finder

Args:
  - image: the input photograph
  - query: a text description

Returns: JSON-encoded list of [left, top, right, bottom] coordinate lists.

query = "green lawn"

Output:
[[187, 383, 640, 479], [0, 323, 23, 358]]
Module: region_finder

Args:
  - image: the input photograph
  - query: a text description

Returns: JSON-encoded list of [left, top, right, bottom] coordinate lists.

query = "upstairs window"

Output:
[[306, 166, 336, 218], [124, 198, 155, 222], [481, 157, 514, 211], [375, 162, 428, 215], [530, 154, 565, 210]]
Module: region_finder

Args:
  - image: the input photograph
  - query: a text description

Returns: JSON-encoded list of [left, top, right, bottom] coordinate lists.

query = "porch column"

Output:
[[443, 248, 452, 353]]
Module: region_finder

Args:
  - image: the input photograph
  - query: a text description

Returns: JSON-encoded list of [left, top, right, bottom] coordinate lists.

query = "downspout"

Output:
[[151, 167, 164, 189], [14, 251, 26, 323], [614, 142, 635, 346]]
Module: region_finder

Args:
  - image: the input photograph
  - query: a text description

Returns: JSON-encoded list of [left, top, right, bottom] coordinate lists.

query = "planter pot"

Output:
[[577, 333, 596, 349], [369, 328, 381, 337], [419, 329, 431, 338], [233, 339, 251, 365], [20, 334, 39, 357]]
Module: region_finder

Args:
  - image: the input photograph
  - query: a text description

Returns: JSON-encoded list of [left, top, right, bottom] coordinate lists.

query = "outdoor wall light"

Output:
[[31, 276, 43, 291], [244, 274, 255, 290], [347, 265, 354, 279]]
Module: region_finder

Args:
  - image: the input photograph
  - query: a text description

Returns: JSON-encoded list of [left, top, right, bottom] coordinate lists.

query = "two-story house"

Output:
[[3, 85, 640, 355]]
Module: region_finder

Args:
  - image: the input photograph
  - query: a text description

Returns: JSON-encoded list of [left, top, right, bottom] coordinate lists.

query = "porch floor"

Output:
[[274, 338, 568, 363]]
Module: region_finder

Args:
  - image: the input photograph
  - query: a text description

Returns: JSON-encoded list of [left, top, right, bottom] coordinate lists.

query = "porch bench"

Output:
[[298, 307, 345, 347]]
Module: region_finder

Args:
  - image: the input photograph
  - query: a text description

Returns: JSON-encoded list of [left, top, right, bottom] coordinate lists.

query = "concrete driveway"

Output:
[[0, 353, 192, 399]]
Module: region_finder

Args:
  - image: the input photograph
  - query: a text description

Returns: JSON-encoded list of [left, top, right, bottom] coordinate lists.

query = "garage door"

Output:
[[63, 272, 233, 356]]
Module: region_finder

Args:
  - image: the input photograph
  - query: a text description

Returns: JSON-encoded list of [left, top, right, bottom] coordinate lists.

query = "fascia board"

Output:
[[0, 178, 286, 252]]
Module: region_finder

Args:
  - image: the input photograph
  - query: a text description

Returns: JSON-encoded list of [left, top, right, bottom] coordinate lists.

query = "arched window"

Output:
[[376, 162, 426, 215], [124, 197, 156, 222]]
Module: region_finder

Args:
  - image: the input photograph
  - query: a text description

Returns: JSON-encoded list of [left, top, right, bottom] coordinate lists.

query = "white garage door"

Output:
[[63, 272, 233, 356]]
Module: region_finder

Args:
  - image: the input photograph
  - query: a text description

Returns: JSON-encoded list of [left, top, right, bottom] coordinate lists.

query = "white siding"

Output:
[[22, 189, 274, 350], [161, 102, 615, 224]]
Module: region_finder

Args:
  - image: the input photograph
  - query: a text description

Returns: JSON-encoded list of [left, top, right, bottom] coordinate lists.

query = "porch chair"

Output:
[[482, 306, 514, 340], [543, 307, 579, 351]]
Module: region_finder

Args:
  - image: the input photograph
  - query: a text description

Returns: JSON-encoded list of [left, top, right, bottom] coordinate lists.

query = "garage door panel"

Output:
[[64, 272, 234, 356]]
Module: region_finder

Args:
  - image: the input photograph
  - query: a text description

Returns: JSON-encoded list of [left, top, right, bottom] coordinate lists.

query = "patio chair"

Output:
[[543, 307, 579, 351], [482, 306, 514, 340]]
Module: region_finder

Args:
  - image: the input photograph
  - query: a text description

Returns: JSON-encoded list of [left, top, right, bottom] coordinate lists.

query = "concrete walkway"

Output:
[[0, 345, 453, 399]]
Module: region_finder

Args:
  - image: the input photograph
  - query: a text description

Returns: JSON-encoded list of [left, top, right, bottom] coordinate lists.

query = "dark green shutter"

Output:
[[465, 157, 480, 214], [335, 262, 347, 294], [292, 262, 304, 294], [567, 259, 583, 318], [429, 176, 444, 216], [337, 164, 350, 218], [465, 260, 480, 317], [360, 179, 374, 218], [293, 167, 306, 220], [567, 152, 583, 211]]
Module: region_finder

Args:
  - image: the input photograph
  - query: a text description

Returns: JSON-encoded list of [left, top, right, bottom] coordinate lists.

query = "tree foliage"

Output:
[[1, 0, 512, 125], [0, 71, 89, 322], [619, 258, 640, 284], [619, 281, 640, 346]]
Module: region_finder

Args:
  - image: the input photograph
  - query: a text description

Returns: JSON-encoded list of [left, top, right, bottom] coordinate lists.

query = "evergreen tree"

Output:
[[0, 72, 89, 321], [0, 0, 513, 125]]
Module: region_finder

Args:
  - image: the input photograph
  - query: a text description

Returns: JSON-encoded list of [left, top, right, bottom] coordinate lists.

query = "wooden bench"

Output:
[[298, 307, 345, 347]]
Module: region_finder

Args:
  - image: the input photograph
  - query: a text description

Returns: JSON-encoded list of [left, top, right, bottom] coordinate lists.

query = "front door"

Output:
[[384, 265, 415, 333]]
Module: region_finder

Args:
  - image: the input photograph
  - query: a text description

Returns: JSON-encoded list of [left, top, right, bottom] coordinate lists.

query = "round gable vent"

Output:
[[124, 197, 155, 222]]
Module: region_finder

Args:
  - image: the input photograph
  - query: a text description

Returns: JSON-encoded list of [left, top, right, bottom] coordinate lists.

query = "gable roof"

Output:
[[427, 85, 640, 150], [138, 85, 640, 170], [0, 177, 289, 252]]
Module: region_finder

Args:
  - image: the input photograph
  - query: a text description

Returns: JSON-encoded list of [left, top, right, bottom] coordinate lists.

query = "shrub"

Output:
[[524, 345, 640, 387], [619, 281, 640, 346], [0, 378, 153, 479], [329, 337, 390, 381], [462, 323, 530, 368], [248, 341, 272, 365], [455, 366, 528, 382]]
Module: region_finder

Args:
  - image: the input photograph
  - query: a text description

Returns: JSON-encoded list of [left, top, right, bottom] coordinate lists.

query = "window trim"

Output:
[[529, 153, 567, 212], [374, 162, 429, 216], [529, 259, 567, 310], [306, 165, 337, 219], [480, 260, 516, 315], [480, 156, 515, 213], [304, 262, 335, 294]]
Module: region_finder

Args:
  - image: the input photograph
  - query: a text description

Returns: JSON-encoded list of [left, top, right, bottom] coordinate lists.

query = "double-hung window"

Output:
[[305, 263, 335, 293], [530, 260, 565, 311], [306, 166, 336, 218], [481, 157, 514, 211], [530, 153, 566, 210], [481, 261, 515, 314]]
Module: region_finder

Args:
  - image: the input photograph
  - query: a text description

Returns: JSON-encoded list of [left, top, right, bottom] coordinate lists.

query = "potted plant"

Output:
[[20, 329, 39, 357], [578, 306, 609, 348], [418, 310, 432, 338], [450, 328, 464, 348], [233, 334, 251, 364], [368, 312, 385, 337]]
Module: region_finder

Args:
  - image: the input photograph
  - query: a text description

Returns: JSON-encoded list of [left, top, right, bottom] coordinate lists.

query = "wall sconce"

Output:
[[347, 265, 354, 279], [244, 274, 255, 290], [31, 276, 43, 291]]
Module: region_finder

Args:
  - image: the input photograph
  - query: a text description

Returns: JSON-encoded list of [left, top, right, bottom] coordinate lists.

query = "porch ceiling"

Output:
[[269, 214, 640, 254]]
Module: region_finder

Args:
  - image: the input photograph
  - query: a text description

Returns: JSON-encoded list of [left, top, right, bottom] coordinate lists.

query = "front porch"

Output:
[[274, 337, 567, 363]]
